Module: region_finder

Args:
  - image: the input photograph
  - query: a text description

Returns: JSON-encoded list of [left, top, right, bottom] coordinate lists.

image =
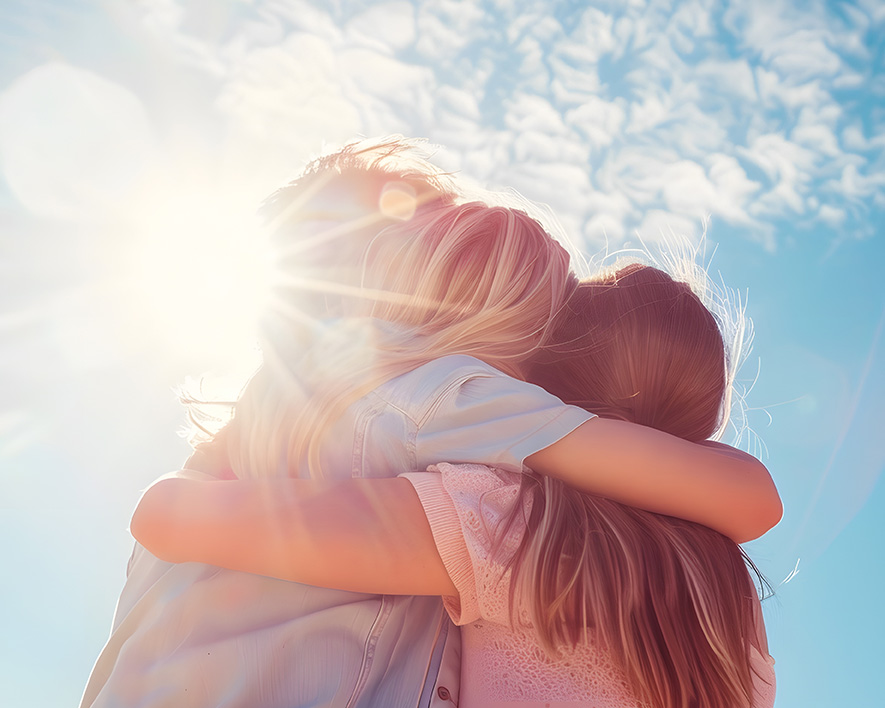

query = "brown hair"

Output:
[[509, 264, 769, 707]]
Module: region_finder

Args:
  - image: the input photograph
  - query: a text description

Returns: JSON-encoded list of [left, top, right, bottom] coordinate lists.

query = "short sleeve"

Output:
[[414, 371, 593, 473], [401, 463, 530, 627]]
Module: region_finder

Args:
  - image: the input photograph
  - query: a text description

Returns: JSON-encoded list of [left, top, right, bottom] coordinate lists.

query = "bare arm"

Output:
[[525, 418, 782, 544], [138, 411, 780, 591], [130, 475, 457, 596]]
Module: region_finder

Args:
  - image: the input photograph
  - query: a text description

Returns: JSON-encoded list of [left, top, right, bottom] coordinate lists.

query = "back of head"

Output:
[[512, 264, 765, 708], [365, 201, 574, 375], [526, 263, 727, 441], [259, 136, 459, 322]]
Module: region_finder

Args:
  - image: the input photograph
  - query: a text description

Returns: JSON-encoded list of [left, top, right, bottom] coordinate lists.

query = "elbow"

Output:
[[735, 502, 782, 544], [755, 460, 784, 536], [735, 466, 784, 544], [130, 479, 183, 563], [759, 491, 784, 537]]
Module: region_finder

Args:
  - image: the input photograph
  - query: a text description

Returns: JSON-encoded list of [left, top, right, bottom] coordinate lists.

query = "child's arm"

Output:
[[131, 475, 457, 596], [132, 416, 780, 592], [180, 416, 780, 547], [525, 418, 781, 544]]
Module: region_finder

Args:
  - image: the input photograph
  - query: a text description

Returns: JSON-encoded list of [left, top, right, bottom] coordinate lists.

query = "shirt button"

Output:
[[437, 686, 451, 701]]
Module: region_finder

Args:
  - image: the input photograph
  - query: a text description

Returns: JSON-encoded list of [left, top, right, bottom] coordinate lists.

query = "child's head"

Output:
[[526, 263, 728, 440], [514, 262, 761, 708]]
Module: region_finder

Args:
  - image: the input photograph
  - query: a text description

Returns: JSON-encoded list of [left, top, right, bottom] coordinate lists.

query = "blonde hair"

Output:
[[499, 263, 771, 707], [217, 138, 574, 480]]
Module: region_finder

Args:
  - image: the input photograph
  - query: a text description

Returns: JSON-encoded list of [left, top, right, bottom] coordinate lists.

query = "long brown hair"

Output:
[[510, 263, 770, 708]]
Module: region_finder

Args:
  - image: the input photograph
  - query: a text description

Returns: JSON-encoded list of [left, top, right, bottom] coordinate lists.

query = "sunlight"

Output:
[[121, 172, 275, 376]]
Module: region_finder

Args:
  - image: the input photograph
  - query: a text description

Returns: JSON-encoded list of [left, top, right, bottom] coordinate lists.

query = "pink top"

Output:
[[402, 463, 776, 708]]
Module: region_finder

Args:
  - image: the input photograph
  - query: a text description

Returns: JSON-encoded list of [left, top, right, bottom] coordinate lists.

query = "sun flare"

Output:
[[121, 174, 276, 377]]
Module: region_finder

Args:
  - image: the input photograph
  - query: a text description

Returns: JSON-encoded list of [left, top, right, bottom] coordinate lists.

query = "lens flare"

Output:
[[119, 175, 275, 376]]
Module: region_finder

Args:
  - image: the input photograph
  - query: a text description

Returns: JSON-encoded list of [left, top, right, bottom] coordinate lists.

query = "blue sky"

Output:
[[0, 1, 883, 706]]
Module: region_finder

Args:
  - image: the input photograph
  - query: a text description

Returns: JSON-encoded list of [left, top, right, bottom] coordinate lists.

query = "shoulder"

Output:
[[413, 356, 585, 431], [373, 355, 516, 422], [406, 354, 504, 383]]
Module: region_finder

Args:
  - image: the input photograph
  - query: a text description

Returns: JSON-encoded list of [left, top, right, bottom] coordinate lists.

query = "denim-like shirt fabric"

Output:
[[80, 355, 593, 708]]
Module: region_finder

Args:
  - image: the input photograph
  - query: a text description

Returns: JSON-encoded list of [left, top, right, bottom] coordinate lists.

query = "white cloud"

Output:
[[724, 0, 865, 89], [213, 33, 363, 182], [549, 57, 603, 103], [560, 7, 618, 64], [511, 36, 551, 93], [507, 13, 562, 46], [29, 0, 875, 254], [660, 160, 717, 217], [138, 0, 184, 32], [817, 204, 846, 226], [754, 66, 832, 113], [835, 4, 874, 54], [695, 58, 758, 103], [628, 11, 661, 55], [435, 85, 481, 122], [637, 33, 684, 77], [263, 0, 344, 42], [842, 124, 885, 152], [598, 147, 677, 207], [625, 92, 669, 135], [738, 132, 818, 216], [636, 209, 704, 245], [137, 0, 226, 76], [827, 163, 885, 202], [340, 48, 433, 103], [0, 410, 39, 459], [766, 30, 843, 81], [583, 211, 628, 245], [724, 1, 819, 52], [499, 160, 595, 243], [706, 154, 763, 222], [657, 156, 761, 226], [581, 189, 633, 245], [858, 0, 885, 24], [669, 0, 716, 46], [791, 122, 840, 158], [831, 72, 866, 90], [670, 103, 731, 156], [346, 2, 415, 52], [565, 95, 626, 151], [842, 125, 867, 152], [414, 0, 486, 60], [0, 63, 156, 221], [511, 130, 588, 167], [504, 92, 569, 136]]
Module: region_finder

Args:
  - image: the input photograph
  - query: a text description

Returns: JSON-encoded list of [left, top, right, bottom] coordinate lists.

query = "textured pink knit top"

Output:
[[402, 463, 776, 708]]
